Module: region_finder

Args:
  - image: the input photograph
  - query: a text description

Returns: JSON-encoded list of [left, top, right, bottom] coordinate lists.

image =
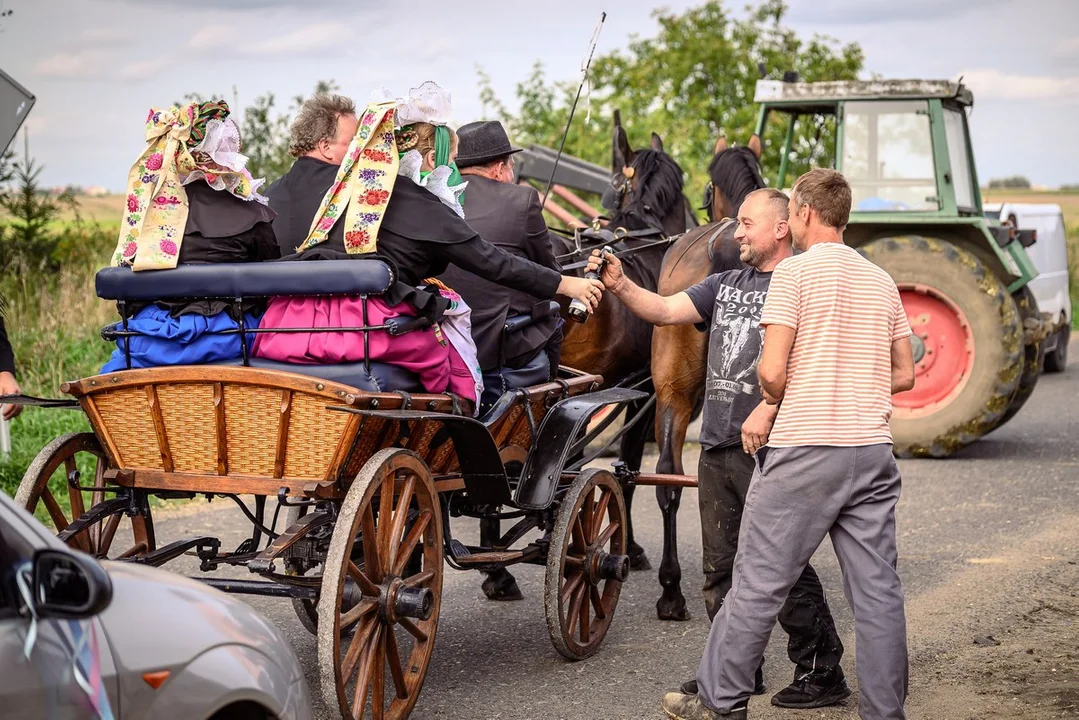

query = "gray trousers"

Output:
[[697, 444, 909, 719]]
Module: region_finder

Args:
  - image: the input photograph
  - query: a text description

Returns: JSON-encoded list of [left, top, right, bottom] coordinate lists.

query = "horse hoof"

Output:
[[629, 547, 652, 572], [656, 596, 690, 622], [482, 569, 524, 601]]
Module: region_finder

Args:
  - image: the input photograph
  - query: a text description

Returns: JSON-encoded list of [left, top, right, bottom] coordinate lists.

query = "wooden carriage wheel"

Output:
[[544, 468, 629, 660], [14, 432, 155, 559], [317, 448, 443, 720]]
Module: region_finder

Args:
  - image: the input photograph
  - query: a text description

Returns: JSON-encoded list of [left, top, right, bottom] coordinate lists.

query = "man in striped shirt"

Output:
[[661, 169, 916, 720]]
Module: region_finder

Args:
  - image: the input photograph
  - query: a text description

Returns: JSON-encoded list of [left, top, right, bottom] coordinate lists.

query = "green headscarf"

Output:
[[431, 125, 465, 199]]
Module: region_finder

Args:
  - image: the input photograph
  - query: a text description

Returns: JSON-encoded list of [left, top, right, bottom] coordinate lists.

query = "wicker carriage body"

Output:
[[63, 364, 602, 501]]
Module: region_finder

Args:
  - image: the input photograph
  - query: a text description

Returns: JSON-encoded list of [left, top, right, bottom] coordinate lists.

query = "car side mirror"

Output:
[[31, 549, 112, 619]]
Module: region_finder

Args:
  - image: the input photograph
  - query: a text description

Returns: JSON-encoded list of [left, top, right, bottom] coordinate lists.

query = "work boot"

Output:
[[660, 693, 747, 720], [680, 666, 765, 696], [770, 670, 851, 709]]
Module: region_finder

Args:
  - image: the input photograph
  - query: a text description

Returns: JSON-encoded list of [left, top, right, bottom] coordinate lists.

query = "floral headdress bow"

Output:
[[294, 100, 400, 255], [112, 101, 261, 270]]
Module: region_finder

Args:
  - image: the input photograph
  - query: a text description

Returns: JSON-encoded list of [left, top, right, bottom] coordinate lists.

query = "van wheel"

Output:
[[859, 236, 1022, 458], [1044, 325, 1070, 373]]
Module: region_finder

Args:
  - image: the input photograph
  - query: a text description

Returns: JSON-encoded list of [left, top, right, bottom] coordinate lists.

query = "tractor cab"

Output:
[[752, 79, 1039, 289]]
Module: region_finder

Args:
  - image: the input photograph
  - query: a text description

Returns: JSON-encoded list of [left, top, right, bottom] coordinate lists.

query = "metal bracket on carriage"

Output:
[[131, 536, 220, 569], [195, 537, 224, 571], [248, 510, 334, 575]]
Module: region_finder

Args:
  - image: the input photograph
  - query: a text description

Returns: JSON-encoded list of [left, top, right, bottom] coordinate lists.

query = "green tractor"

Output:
[[753, 78, 1050, 457]]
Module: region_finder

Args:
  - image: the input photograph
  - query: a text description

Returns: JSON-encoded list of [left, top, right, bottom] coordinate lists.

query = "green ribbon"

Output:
[[429, 125, 465, 201]]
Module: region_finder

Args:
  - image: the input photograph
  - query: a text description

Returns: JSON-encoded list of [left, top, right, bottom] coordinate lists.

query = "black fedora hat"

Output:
[[455, 120, 523, 168]]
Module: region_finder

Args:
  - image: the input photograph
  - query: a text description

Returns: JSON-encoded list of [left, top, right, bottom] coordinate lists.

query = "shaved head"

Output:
[[745, 187, 789, 222]]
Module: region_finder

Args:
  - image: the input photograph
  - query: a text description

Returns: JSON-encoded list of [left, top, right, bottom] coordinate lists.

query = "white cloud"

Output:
[[1055, 36, 1079, 60], [118, 60, 157, 80], [241, 22, 347, 56], [960, 69, 1079, 101], [78, 27, 126, 46], [33, 51, 106, 79], [187, 21, 349, 58]]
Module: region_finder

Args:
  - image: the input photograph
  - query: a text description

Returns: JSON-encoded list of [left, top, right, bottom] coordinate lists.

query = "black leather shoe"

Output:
[[770, 673, 851, 709], [680, 667, 765, 696]]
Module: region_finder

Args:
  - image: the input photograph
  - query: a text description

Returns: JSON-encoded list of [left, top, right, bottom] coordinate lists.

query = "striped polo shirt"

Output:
[[759, 242, 912, 447]]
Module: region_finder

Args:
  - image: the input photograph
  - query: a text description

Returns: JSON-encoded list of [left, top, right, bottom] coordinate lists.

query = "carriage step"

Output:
[[453, 547, 542, 566], [448, 538, 471, 559]]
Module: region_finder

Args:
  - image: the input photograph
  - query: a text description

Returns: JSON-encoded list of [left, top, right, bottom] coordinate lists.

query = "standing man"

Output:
[[439, 120, 565, 387], [0, 312, 21, 420], [585, 188, 849, 709], [659, 169, 916, 720]]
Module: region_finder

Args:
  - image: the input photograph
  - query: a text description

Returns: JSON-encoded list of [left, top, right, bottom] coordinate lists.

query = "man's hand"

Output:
[[585, 249, 626, 294], [741, 401, 777, 455], [556, 275, 604, 314], [0, 371, 22, 421]]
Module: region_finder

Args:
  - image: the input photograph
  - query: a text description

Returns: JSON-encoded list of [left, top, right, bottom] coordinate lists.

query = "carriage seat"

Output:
[[478, 301, 561, 411], [95, 258, 395, 302], [241, 357, 423, 394], [97, 260, 427, 392]]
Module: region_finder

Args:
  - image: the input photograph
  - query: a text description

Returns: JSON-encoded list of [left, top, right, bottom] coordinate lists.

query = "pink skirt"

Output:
[[251, 295, 477, 402]]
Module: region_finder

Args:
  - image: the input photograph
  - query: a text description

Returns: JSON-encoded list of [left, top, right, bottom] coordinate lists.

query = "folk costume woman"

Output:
[[252, 83, 604, 404], [101, 103, 279, 373]]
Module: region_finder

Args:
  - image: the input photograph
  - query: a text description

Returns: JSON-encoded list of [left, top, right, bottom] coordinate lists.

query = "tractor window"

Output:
[[841, 100, 939, 212], [943, 107, 976, 210]]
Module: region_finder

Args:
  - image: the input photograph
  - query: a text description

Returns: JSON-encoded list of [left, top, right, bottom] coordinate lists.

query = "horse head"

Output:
[[602, 109, 695, 238], [702, 134, 766, 223]]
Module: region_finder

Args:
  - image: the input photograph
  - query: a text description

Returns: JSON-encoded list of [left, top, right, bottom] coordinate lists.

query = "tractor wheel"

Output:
[[859, 236, 1022, 458], [991, 287, 1043, 430]]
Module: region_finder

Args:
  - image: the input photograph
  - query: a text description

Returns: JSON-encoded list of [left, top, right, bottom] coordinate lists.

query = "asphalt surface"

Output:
[[154, 341, 1079, 720]]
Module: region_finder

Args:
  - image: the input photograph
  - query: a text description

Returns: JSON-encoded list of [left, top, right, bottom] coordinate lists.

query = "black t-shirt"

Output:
[[684, 267, 773, 450]]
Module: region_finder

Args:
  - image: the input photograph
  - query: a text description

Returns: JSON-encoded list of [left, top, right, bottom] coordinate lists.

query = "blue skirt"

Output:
[[100, 305, 261, 373]]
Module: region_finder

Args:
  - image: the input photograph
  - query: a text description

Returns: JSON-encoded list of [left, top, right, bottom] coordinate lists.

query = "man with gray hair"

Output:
[[586, 187, 848, 710], [265, 93, 359, 255]]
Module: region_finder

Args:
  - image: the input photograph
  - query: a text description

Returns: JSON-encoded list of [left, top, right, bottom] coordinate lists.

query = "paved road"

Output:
[[156, 343, 1079, 720]]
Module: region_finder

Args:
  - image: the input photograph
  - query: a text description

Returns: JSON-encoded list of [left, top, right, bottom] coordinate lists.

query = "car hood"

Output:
[[97, 562, 299, 678]]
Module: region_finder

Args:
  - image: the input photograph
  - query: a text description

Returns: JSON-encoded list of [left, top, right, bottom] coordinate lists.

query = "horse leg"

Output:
[[480, 513, 523, 601], [618, 396, 655, 571], [651, 322, 707, 622]]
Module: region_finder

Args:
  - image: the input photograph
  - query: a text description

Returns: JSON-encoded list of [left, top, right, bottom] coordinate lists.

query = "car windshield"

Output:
[[841, 99, 939, 212]]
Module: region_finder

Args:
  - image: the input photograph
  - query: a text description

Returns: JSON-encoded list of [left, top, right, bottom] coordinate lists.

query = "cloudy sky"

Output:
[[0, 0, 1076, 191]]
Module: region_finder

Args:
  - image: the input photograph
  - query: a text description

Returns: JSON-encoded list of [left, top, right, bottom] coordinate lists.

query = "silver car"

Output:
[[0, 491, 312, 720]]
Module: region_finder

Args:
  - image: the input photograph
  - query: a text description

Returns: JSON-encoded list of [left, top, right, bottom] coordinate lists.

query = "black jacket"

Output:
[[438, 175, 564, 371], [265, 157, 562, 324], [0, 315, 14, 377]]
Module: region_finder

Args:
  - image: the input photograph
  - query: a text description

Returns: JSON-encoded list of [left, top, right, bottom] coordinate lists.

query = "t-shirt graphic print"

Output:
[[685, 267, 772, 450]]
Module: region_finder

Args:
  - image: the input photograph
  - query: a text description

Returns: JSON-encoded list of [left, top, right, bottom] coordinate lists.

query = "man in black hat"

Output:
[[439, 120, 565, 388], [439, 120, 565, 603]]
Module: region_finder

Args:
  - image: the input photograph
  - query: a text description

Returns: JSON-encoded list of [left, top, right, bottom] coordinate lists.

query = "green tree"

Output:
[[485, 0, 864, 205]]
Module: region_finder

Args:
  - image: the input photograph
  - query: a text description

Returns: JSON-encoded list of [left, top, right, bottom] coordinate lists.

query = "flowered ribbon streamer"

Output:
[[295, 101, 400, 254], [112, 102, 258, 270]]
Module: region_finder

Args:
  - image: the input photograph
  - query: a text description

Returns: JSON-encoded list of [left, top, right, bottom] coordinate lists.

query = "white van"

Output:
[[984, 202, 1071, 372]]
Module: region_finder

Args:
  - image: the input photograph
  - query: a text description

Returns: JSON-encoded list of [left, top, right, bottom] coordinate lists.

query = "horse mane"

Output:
[[707, 146, 766, 212], [611, 149, 685, 230]]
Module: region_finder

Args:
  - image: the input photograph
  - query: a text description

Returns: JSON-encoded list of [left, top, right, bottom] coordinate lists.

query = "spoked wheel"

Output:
[[544, 468, 629, 661], [317, 448, 443, 720], [14, 433, 155, 559]]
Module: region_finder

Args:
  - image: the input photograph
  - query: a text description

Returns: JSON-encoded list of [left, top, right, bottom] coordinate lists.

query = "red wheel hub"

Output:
[[893, 284, 975, 416]]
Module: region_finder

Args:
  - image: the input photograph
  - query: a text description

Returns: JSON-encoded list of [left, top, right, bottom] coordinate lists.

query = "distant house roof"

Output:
[[754, 79, 973, 109]]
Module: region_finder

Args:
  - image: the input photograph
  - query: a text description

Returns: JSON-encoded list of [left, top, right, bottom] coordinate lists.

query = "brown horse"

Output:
[[648, 134, 767, 620], [556, 113, 700, 570]]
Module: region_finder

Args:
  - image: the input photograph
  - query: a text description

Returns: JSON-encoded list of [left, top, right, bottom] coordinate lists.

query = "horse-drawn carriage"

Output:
[[10, 258, 646, 719]]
